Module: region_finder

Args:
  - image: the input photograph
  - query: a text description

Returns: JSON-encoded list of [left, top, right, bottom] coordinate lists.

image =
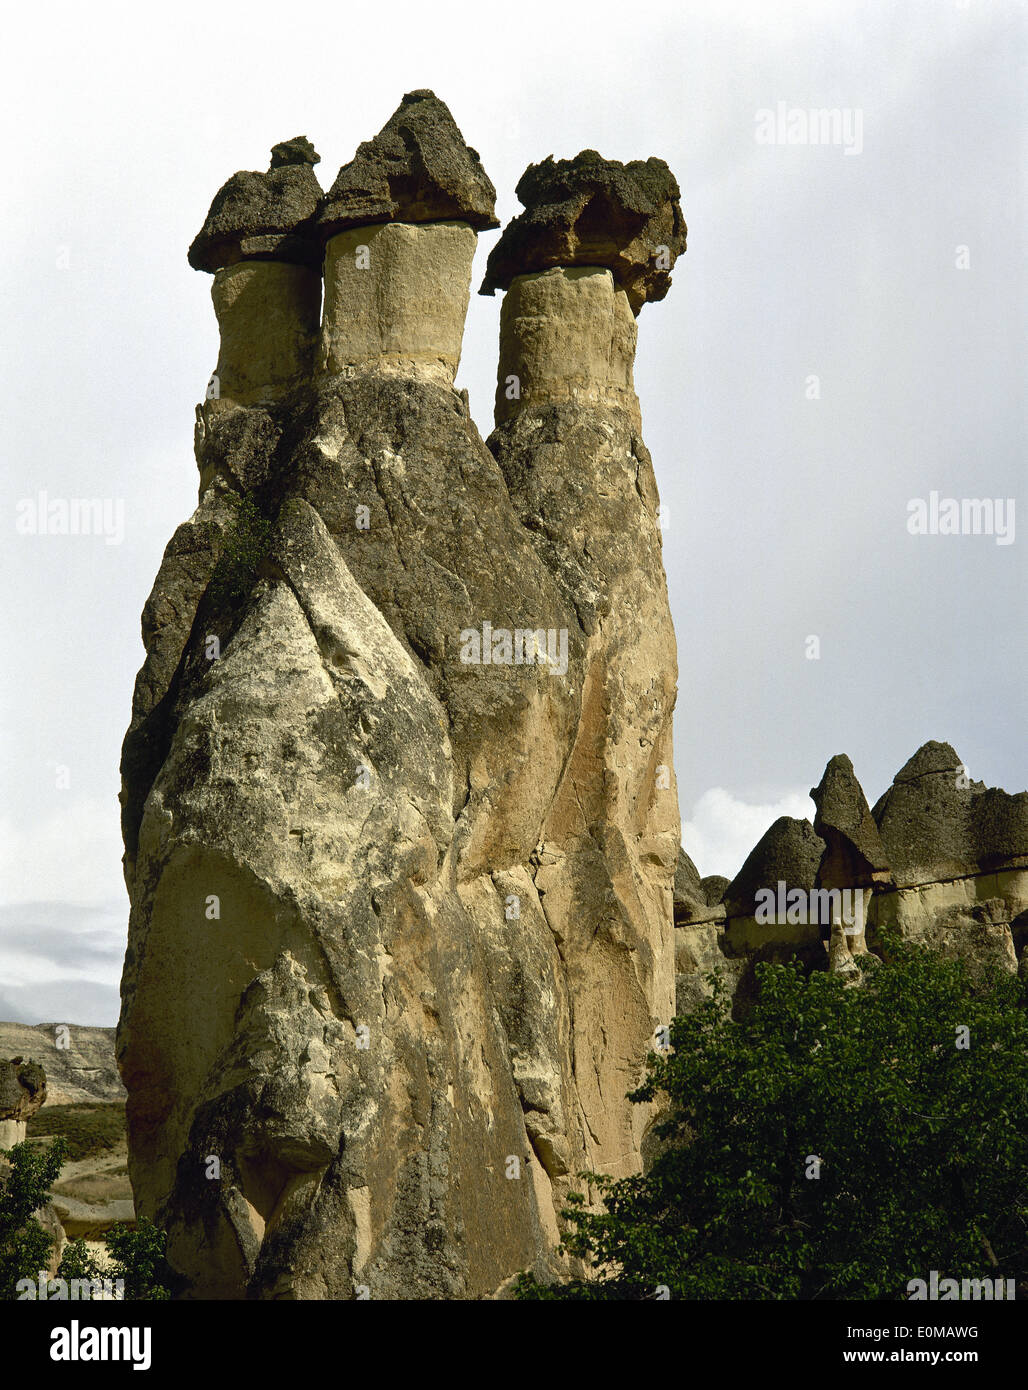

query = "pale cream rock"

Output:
[[210, 260, 321, 407], [0, 1118, 24, 1148], [495, 267, 640, 428], [870, 869, 1025, 972], [320, 221, 477, 384]]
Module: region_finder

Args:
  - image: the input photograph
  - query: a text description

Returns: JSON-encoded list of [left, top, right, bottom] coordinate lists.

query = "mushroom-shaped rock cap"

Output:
[[872, 741, 1028, 886], [0, 1057, 47, 1121], [317, 90, 499, 241], [723, 817, 825, 918], [188, 139, 324, 273], [479, 149, 687, 315], [810, 754, 890, 885]]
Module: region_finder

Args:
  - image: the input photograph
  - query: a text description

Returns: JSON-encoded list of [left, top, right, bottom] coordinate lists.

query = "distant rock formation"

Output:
[[118, 93, 684, 1299], [673, 743, 1028, 1015], [0, 1056, 46, 1148]]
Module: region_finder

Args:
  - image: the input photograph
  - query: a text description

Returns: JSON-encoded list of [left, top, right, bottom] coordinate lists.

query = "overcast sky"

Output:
[[1, 0, 1024, 1025]]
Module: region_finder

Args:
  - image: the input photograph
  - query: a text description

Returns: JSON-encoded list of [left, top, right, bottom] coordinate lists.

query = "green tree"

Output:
[[518, 936, 1028, 1299], [1, 1136, 172, 1300], [59, 1220, 173, 1300], [0, 1137, 67, 1299]]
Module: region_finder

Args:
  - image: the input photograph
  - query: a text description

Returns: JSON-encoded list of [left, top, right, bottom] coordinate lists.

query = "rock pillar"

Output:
[[188, 137, 324, 412], [0, 1057, 46, 1149], [483, 150, 686, 1177], [811, 754, 893, 978], [320, 222, 477, 384], [495, 266, 640, 427], [119, 101, 688, 1299]]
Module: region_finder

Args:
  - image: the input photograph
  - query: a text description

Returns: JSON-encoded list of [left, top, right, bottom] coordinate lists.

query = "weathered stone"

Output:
[[0, 1057, 47, 1146], [870, 876, 1021, 978], [723, 817, 825, 920], [673, 847, 703, 922], [673, 848, 723, 925], [318, 90, 498, 239], [320, 221, 477, 385], [119, 96, 680, 1298], [270, 135, 320, 170], [209, 260, 322, 407], [702, 874, 730, 906], [188, 146, 323, 273], [494, 267, 639, 427], [810, 755, 890, 975], [873, 742, 1028, 887], [674, 921, 742, 1015], [811, 754, 891, 884], [480, 149, 686, 314]]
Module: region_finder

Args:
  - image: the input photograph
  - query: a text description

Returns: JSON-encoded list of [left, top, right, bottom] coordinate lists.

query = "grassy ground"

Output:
[[26, 1103, 127, 1162]]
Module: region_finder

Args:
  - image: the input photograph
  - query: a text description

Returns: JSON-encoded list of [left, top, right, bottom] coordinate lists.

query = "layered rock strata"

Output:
[[118, 97, 684, 1299]]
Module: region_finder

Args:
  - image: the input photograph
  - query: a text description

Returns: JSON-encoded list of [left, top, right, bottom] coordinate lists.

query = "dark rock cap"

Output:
[[479, 149, 687, 315], [701, 874, 730, 907], [317, 90, 498, 241], [811, 754, 891, 886], [724, 817, 825, 919], [188, 139, 324, 273], [0, 1056, 47, 1120], [892, 740, 963, 783], [873, 741, 1028, 886]]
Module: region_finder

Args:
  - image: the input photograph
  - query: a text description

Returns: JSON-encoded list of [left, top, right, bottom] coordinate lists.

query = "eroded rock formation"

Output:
[[0, 1056, 47, 1149], [673, 743, 1028, 1016], [118, 94, 684, 1299]]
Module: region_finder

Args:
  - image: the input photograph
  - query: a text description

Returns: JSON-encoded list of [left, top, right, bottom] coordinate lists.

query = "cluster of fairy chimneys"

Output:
[[676, 740, 1028, 984], [189, 90, 686, 420]]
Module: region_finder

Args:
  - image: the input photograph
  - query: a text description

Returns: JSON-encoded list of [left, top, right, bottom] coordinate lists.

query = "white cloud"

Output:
[[0, 800, 124, 907], [683, 786, 815, 881]]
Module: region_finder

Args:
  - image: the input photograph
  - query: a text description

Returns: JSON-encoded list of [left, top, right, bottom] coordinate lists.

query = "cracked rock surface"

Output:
[[119, 98, 681, 1300]]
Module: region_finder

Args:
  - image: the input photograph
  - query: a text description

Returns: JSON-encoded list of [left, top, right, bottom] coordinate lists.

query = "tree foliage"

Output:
[[59, 1220, 173, 1300], [0, 1138, 67, 1300], [518, 935, 1028, 1299], [0, 1137, 172, 1300]]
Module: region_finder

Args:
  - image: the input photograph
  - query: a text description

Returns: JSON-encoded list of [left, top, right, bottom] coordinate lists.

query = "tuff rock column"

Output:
[[119, 99, 688, 1299], [810, 755, 892, 977], [188, 137, 323, 415], [121, 92, 583, 1300], [482, 151, 687, 1177], [0, 1058, 64, 1269]]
